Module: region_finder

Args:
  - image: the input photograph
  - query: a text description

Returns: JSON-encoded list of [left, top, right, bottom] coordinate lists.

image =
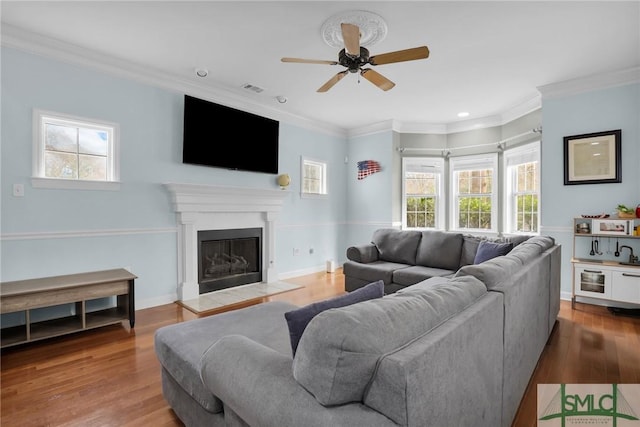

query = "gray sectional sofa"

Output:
[[154, 229, 561, 427], [344, 228, 530, 294]]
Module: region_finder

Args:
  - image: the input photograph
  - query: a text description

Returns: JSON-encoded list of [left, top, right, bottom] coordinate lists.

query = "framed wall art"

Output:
[[563, 129, 621, 185]]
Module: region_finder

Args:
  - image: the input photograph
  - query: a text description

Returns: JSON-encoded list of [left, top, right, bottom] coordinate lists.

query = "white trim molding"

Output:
[[164, 183, 289, 301], [538, 67, 640, 99]]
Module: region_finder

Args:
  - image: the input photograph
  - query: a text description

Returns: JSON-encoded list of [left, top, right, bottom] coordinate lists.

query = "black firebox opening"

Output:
[[197, 227, 262, 294]]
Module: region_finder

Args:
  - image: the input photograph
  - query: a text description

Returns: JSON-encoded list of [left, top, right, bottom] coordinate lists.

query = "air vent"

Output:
[[241, 83, 265, 93]]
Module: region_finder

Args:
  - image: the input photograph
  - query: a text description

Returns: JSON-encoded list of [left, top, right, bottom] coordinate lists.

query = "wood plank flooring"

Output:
[[1, 270, 639, 426]]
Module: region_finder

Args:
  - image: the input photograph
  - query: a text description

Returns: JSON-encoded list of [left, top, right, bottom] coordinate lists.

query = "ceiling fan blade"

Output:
[[317, 70, 349, 93], [341, 23, 360, 56], [369, 46, 430, 66], [281, 57, 338, 65], [360, 68, 395, 91]]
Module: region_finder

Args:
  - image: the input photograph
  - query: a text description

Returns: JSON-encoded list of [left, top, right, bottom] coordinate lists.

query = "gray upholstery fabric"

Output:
[[292, 277, 487, 406], [342, 260, 409, 285], [459, 235, 483, 267], [364, 291, 504, 426], [154, 301, 296, 418], [161, 367, 225, 427], [391, 264, 456, 285], [494, 253, 551, 426], [372, 228, 422, 264], [346, 243, 379, 263], [200, 335, 396, 427], [415, 230, 463, 270], [454, 255, 523, 290]]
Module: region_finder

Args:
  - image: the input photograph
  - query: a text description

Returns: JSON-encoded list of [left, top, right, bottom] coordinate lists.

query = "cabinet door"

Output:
[[574, 266, 612, 299], [611, 270, 640, 304]]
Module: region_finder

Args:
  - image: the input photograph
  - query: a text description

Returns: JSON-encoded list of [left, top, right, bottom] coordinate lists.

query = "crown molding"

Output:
[[538, 67, 640, 99], [348, 95, 541, 137], [1, 24, 347, 138]]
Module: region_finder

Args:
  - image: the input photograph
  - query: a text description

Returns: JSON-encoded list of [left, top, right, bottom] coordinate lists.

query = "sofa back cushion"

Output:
[[291, 276, 487, 406], [372, 228, 422, 265], [284, 280, 384, 355], [414, 230, 463, 270]]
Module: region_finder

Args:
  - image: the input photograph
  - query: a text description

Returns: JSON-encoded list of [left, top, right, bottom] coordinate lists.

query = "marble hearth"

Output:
[[165, 183, 288, 301]]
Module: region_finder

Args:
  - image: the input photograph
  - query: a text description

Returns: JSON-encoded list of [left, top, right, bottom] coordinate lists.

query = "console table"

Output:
[[0, 268, 136, 349]]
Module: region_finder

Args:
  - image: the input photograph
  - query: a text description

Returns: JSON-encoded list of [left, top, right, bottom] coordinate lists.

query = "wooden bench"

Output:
[[0, 268, 136, 349]]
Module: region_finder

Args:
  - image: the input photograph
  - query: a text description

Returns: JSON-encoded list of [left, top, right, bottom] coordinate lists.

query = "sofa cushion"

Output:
[[154, 300, 297, 413], [415, 230, 463, 270], [372, 228, 422, 265], [459, 235, 483, 267], [284, 280, 384, 355], [291, 276, 487, 406], [473, 240, 513, 264], [391, 265, 455, 286], [455, 255, 523, 290], [342, 260, 410, 286]]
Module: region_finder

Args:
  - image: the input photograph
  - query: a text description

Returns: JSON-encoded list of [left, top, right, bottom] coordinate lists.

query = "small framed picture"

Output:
[[592, 219, 632, 236], [563, 130, 621, 185]]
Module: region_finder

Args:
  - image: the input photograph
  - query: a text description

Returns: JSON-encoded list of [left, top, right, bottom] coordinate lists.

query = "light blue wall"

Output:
[[541, 83, 640, 297], [346, 130, 395, 246], [1, 47, 348, 314]]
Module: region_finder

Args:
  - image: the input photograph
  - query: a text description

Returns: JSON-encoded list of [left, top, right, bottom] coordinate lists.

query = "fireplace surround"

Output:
[[165, 183, 289, 301]]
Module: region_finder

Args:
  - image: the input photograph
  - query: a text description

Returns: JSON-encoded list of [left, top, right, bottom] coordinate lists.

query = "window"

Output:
[[301, 157, 327, 196], [33, 110, 120, 190], [504, 142, 540, 234], [449, 154, 498, 232], [402, 157, 444, 229]]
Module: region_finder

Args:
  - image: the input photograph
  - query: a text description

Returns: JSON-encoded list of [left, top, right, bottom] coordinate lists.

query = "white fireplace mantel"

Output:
[[164, 183, 289, 301]]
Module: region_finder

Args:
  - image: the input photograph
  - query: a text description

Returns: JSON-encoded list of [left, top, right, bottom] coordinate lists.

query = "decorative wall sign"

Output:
[[563, 129, 621, 185], [357, 160, 381, 180]]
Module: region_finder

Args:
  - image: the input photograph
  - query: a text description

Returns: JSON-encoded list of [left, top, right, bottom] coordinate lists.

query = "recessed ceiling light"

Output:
[[195, 68, 208, 78], [276, 96, 287, 104], [457, 111, 470, 118]]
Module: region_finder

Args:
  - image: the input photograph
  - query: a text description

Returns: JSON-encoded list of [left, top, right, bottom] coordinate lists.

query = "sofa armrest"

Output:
[[346, 244, 380, 263], [200, 335, 395, 427]]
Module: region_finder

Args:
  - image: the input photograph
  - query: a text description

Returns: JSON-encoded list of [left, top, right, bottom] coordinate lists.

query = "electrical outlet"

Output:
[[13, 184, 24, 197], [293, 248, 300, 256]]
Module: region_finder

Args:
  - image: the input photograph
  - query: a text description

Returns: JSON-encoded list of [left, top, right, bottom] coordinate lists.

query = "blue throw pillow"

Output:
[[473, 240, 513, 264], [284, 280, 384, 355]]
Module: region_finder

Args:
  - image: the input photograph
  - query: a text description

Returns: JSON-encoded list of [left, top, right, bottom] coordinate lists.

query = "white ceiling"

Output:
[[2, 1, 639, 135]]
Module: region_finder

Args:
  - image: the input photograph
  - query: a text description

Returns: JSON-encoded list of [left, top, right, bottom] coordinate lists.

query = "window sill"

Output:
[[32, 177, 121, 191], [301, 192, 328, 199]]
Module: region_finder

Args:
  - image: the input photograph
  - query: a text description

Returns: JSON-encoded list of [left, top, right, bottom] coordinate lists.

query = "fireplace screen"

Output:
[[197, 228, 262, 294]]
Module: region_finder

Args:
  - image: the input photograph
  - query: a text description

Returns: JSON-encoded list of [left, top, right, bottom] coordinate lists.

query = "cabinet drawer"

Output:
[[611, 270, 640, 304]]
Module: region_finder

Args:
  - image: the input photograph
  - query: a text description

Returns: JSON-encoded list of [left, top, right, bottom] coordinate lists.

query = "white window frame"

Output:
[[401, 156, 445, 230], [503, 141, 540, 235], [32, 109, 120, 191], [300, 156, 327, 198], [449, 153, 498, 233]]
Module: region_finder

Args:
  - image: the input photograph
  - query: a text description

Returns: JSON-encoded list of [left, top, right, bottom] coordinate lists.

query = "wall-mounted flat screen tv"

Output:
[[182, 95, 279, 174]]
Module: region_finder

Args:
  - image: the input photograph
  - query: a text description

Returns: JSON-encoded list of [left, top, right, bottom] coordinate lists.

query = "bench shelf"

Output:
[[1, 269, 136, 349]]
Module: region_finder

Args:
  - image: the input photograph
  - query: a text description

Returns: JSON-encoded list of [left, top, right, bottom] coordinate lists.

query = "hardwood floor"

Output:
[[1, 270, 639, 426]]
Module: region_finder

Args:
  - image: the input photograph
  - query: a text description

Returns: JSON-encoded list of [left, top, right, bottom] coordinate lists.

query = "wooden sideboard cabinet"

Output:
[[0, 269, 136, 349]]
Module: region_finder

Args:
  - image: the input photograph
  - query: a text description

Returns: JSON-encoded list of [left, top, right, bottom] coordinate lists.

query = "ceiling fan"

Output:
[[281, 23, 429, 92]]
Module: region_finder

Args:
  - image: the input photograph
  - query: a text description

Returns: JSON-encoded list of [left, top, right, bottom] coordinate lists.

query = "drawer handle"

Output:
[[584, 270, 603, 274], [622, 273, 640, 278]]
